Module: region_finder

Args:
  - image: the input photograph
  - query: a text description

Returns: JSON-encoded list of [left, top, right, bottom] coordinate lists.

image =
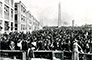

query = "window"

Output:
[[15, 28, 17, 30], [11, 0, 13, 7], [21, 15, 23, 22], [15, 4, 17, 7], [15, 4, 17, 11], [21, 24, 26, 30], [15, 24, 17, 27], [4, 21, 9, 31], [11, 22, 13, 30], [21, 15, 25, 22], [21, 24, 22, 30], [0, 2, 2, 18], [29, 26, 32, 30], [4, 0, 9, 5], [0, 20, 2, 30], [15, 7, 17, 11], [21, 5, 26, 13], [0, 20, 2, 25], [23, 8, 26, 13], [15, 24, 18, 30], [21, 5, 23, 13], [29, 20, 32, 24], [29, 14, 31, 18], [11, 9, 13, 20], [15, 14, 17, 20], [4, 5, 9, 19]]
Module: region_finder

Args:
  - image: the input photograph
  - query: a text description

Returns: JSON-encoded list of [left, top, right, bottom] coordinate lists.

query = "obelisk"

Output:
[[58, 2, 61, 27]]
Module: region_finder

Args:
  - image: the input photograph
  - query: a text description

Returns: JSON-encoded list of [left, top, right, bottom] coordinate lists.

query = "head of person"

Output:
[[73, 39, 78, 43]]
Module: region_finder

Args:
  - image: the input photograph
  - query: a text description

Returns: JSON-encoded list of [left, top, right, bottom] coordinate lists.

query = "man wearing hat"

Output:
[[72, 39, 83, 60]]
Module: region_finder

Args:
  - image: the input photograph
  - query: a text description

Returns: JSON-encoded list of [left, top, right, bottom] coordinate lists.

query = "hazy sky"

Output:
[[15, 0, 92, 26]]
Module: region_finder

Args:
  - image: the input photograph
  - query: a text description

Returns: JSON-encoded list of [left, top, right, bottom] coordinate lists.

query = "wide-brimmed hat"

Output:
[[73, 39, 78, 43]]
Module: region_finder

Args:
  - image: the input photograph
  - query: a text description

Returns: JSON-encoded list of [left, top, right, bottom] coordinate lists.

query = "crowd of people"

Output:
[[0, 27, 92, 53]]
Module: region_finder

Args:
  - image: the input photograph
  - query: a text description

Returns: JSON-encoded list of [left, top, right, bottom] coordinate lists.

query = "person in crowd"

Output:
[[16, 39, 22, 50], [72, 39, 84, 60], [27, 41, 34, 60], [22, 39, 28, 51], [9, 41, 15, 50], [85, 41, 90, 53]]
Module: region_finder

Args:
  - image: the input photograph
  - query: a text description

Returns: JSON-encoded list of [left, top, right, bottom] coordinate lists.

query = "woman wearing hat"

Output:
[[72, 39, 83, 60]]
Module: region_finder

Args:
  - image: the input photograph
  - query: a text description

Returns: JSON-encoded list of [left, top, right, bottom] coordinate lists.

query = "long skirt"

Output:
[[72, 51, 79, 60]]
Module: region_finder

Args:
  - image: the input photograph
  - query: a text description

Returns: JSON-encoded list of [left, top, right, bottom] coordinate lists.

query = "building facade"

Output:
[[15, 1, 27, 33], [33, 18, 40, 31], [0, 0, 42, 33], [15, 1, 42, 33], [0, 0, 14, 33], [26, 11, 43, 32], [26, 11, 33, 32]]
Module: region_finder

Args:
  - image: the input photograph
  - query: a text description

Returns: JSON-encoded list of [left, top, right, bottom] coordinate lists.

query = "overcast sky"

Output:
[[15, 0, 92, 26]]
